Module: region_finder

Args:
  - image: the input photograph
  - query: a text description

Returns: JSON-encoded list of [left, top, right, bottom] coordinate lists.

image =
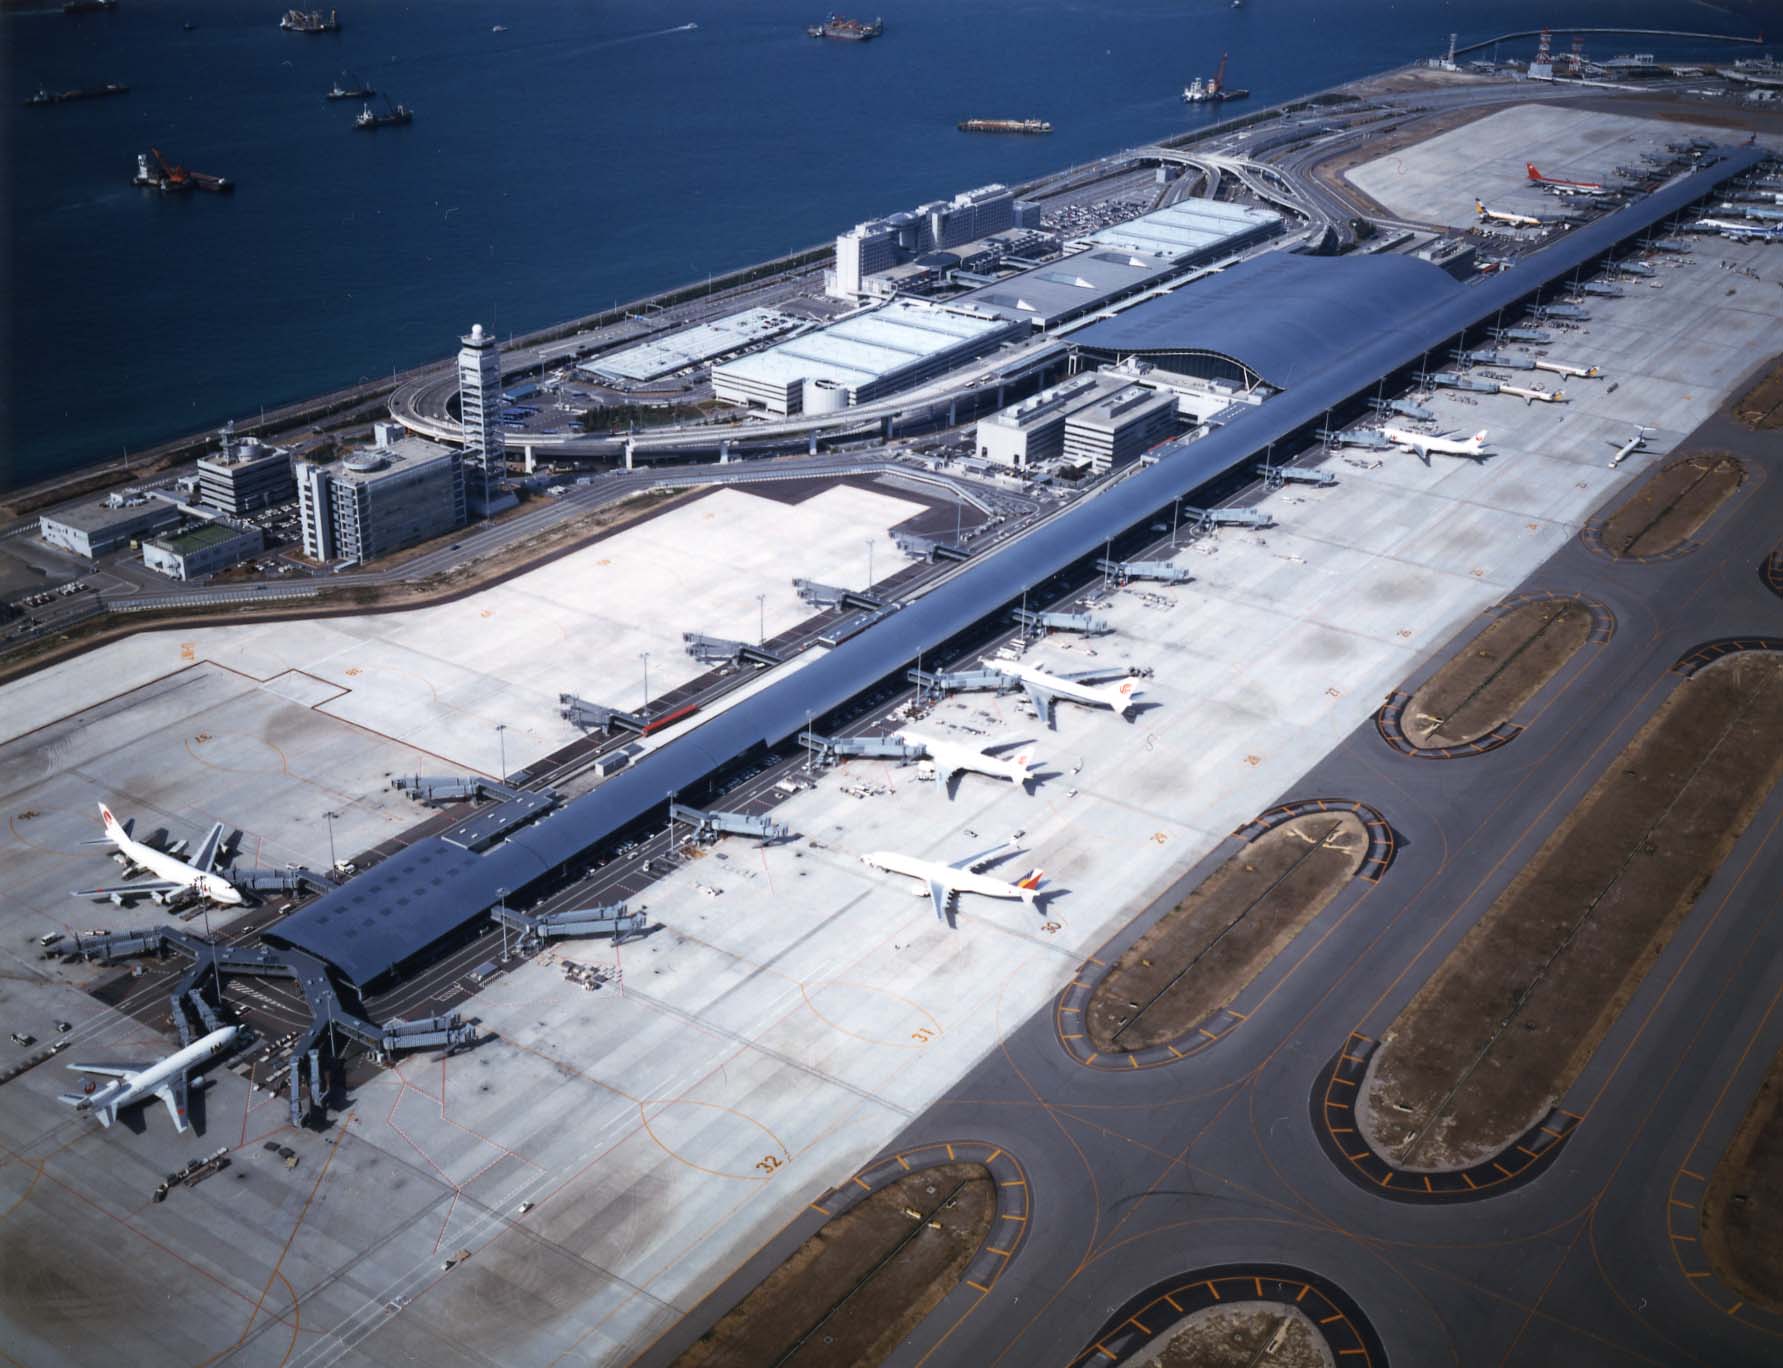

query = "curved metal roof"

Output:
[[269, 147, 1762, 989], [1069, 252, 1466, 388]]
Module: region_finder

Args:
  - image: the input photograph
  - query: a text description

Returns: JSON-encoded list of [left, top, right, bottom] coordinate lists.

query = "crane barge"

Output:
[[132, 148, 233, 193]]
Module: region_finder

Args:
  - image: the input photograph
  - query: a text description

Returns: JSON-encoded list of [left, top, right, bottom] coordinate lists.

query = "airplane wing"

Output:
[[938, 764, 963, 802], [65, 1062, 139, 1079], [1056, 667, 1130, 683], [926, 879, 953, 922], [950, 843, 1015, 873], [156, 1075, 191, 1134], [1020, 682, 1057, 729], [190, 822, 226, 874], [70, 881, 184, 899]]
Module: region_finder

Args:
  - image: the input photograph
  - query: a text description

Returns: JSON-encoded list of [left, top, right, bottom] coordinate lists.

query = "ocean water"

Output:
[[1, 0, 1771, 490]]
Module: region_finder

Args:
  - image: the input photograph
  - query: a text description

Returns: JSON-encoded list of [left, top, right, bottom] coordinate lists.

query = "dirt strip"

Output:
[[1364, 652, 1783, 1171], [1136, 1304, 1332, 1368], [674, 1163, 993, 1368], [1406, 599, 1595, 748], [1087, 814, 1365, 1052], [1705, 1045, 1783, 1311], [1597, 454, 1744, 559], [1733, 356, 1783, 431]]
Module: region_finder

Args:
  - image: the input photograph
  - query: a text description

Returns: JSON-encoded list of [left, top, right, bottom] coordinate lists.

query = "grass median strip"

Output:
[[1704, 1045, 1783, 1310], [1364, 652, 1783, 1171], [1597, 454, 1743, 559], [1086, 815, 1366, 1053], [674, 1163, 994, 1368], [1405, 599, 1594, 749], [1733, 355, 1783, 430]]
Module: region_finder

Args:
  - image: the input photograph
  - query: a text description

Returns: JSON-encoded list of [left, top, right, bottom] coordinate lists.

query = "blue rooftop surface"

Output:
[[268, 147, 1762, 990], [1069, 252, 1465, 388]]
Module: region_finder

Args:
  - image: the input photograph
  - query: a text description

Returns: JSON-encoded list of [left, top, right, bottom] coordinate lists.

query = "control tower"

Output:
[[456, 322, 503, 511]]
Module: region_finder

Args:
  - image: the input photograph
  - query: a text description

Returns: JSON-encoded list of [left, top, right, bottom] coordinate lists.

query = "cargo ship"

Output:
[[25, 82, 128, 106], [354, 100, 412, 129], [958, 118, 1053, 135], [808, 14, 882, 41], [133, 149, 233, 193], [280, 8, 340, 32], [1182, 51, 1249, 103], [326, 72, 374, 100]]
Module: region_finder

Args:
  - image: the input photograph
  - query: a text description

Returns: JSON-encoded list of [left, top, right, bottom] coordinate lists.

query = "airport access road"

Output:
[[643, 399, 1783, 1366]]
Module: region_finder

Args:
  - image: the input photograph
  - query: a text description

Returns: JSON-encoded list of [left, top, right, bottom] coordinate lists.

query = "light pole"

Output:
[[865, 538, 874, 590], [757, 594, 766, 646], [640, 651, 651, 717], [495, 722, 508, 783], [497, 887, 508, 958], [322, 809, 340, 873], [1170, 496, 1182, 550]]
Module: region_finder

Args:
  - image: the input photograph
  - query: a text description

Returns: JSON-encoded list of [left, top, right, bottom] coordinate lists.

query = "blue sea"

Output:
[[1, 0, 1772, 490]]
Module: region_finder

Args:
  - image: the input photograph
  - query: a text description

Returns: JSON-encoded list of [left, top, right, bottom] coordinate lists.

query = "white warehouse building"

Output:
[[711, 299, 1023, 416]]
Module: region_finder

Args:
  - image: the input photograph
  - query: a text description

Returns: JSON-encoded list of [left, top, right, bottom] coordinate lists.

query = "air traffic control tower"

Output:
[[455, 322, 503, 512]]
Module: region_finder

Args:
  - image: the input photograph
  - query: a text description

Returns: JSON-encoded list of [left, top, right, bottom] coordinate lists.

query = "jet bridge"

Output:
[[793, 579, 888, 612], [1489, 326, 1553, 345], [1013, 607, 1111, 636], [669, 802, 789, 844], [1529, 303, 1589, 321], [1452, 347, 1535, 371], [893, 531, 971, 563], [1184, 506, 1276, 533], [1258, 458, 1338, 489], [491, 902, 646, 944], [683, 632, 782, 668], [559, 694, 648, 734], [1096, 557, 1193, 585], [1416, 370, 1502, 394], [230, 865, 339, 895], [798, 730, 925, 764], [906, 667, 1007, 699], [1366, 397, 1436, 421]]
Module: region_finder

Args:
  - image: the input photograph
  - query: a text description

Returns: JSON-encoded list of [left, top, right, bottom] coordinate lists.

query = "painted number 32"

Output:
[[756, 1154, 783, 1174]]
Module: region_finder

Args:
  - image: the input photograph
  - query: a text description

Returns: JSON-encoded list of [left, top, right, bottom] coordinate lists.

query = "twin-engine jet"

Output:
[[1381, 426, 1490, 464], [894, 730, 1038, 799], [59, 1026, 239, 1133], [860, 843, 1046, 924], [983, 657, 1144, 729], [73, 802, 244, 906]]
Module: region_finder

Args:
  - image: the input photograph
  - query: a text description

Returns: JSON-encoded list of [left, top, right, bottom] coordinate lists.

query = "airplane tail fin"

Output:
[[1469, 430, 1488, 451], [1475, 198, 1487, 216], [1015, 869, 1045, 903], [1527, 162, 1541, 181]]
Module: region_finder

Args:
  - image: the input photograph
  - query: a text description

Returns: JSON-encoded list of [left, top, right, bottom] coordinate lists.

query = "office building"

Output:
[[974, 372, 1140, 469], [196, 427, 295, 514], [39, 493, 182, 559], [829, 184, 1016, 298], [142, 520, 265, 581], [456, 322, 504, 510], [1062, 385, 1179, 473], [297, 434, 465, 564]]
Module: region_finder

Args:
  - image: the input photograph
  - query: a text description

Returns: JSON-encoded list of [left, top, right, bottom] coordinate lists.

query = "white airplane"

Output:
[[1381, 426, 1490, 464], [894, 730, 1038, 800], [1475, 199, 1547, 228], [73, 803, 244, 906], [1688, 217, 1782, 240], [859, 842, 1046, 924], [1608, 427, 1654, 468], [59, 1025, 239, 1133], [1499, 383, 1567, 405], [983, 657, 1144, 730], [1533, 359, 1600, 380], [1526, 162, 1604, 193]]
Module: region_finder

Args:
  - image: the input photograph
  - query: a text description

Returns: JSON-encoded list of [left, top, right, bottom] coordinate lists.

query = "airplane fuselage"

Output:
[[992, 660, 1142, 718], [1382, 426, 1489, 459], [897, 731, 1034, 788], [68, 1026, 238, 1130]]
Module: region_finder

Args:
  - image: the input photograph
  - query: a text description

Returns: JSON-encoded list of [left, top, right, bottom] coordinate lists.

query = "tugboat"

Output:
[[325, 71, 374, 100], [25, 81, 129, 106], [1182, 51, 1250, 103], [354, 98, 412, 129], [807, 14, 883, 41], [280, 8, 340, 32]]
